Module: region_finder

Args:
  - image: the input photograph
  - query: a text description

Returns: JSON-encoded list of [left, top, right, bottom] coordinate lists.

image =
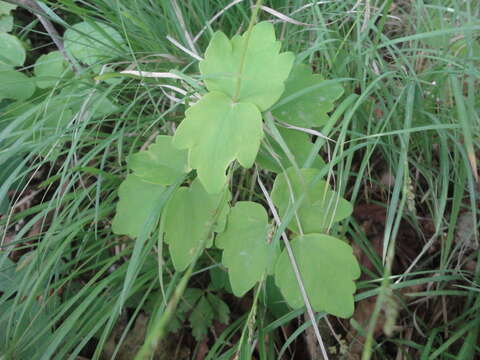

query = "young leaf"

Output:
[[64, 21, 125, 65], [271, 167, 353, 234], [256, 127, 325, 173], [0, 33, 25, 66], [173, 91, 262, 194], [164, 178, 230, 271], [207, 293, 230, 325], [0, 70, 35, 101], [199, 21, 294, 111], [215, 201, 276, 296], [34, 51, 66, 89], [274, 234, 360, 318], [272, 64, 343, 128], [112, 174, 166, 238], [189, 295, 214, 341], [127, 135, 189, 185]]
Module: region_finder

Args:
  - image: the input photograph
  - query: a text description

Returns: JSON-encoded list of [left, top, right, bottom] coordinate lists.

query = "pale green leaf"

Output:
[[64, 21, 125, 65], [0, 15, 13, 33], [274, 234, 360, 318], [271, 167, 353, 234], [173, 91, 262, 194], [0, 33, 25, 66], [207, 293, 230, 325], [128, 135, 189, 185], [164, 178, 230, 271], [189, 295, 214, 341], [256, 127, 325, 173], [112, 174, 165, 238], [272, 64, 343, 128], [0, 70, 35, 101], [0, 255, 16, 294], [199, 21, 294, 111], [34, 51, 66, 89], [59, 81, 119, 118], [0, 2, 16, 15], [216, 201, 276, 296]]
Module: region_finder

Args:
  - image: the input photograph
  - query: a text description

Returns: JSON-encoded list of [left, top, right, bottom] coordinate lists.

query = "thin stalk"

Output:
[[135, 189, 229, 359], [257, 175, 329, 360]]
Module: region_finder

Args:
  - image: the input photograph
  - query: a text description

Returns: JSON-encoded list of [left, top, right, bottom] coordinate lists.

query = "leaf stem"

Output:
[[135, 188, 230, 359], [257, 175, 329, 360], [232, 0, 263, 102]]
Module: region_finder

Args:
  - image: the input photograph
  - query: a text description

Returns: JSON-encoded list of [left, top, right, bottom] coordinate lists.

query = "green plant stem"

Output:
[[232, 0, 263, 102], [135, 189, 229, 359], [234, 275, 264, 359]]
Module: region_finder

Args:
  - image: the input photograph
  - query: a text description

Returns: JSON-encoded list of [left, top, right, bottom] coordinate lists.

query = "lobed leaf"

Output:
[[274, 234, 360, 318], [271, 167, 353, 234], [200, 21, 294, 111], [163, 178, 230, 271], [216, 201, 277, 296], [112, 174, 166, 238], [128, 135, 189, 185], [256, 126, 325, 173], [272, 64, 343, 128], [173, 91, 262, 194], [189, 295, 214, 341]]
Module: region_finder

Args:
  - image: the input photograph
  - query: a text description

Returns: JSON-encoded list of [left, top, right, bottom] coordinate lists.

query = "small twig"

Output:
[[5, 0, 79, 73]]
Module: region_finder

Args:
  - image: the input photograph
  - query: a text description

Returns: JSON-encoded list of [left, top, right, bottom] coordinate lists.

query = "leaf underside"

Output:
[[271, 167, 353, 234], [274, 234, 360, 318]]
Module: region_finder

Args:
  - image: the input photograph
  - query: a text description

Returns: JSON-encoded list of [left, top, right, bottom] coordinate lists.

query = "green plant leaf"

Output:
[[199, 21, 294, 111], [272, 64, 343, 128], [207, 293, 230, 324], [64, 21, 125, 65], [128, 135, 189, 185], [215, 201, 276, 296], [0, 255, 16, 294], [274, 234, 360, 318], [0, 33, 25, 66], [0, 15, 13, 33], [59, 81, 119, 118], [173, 91, 262, 194], [164, 178, 230, 271], [0, 1, 16, 15], [256, 127, 325, 173], [189, 295, 214, 341], [112, 174, 166, 238], [271, 167, 353, 234], [34, 51, 66, 89], [0, 70, 35, 101]]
